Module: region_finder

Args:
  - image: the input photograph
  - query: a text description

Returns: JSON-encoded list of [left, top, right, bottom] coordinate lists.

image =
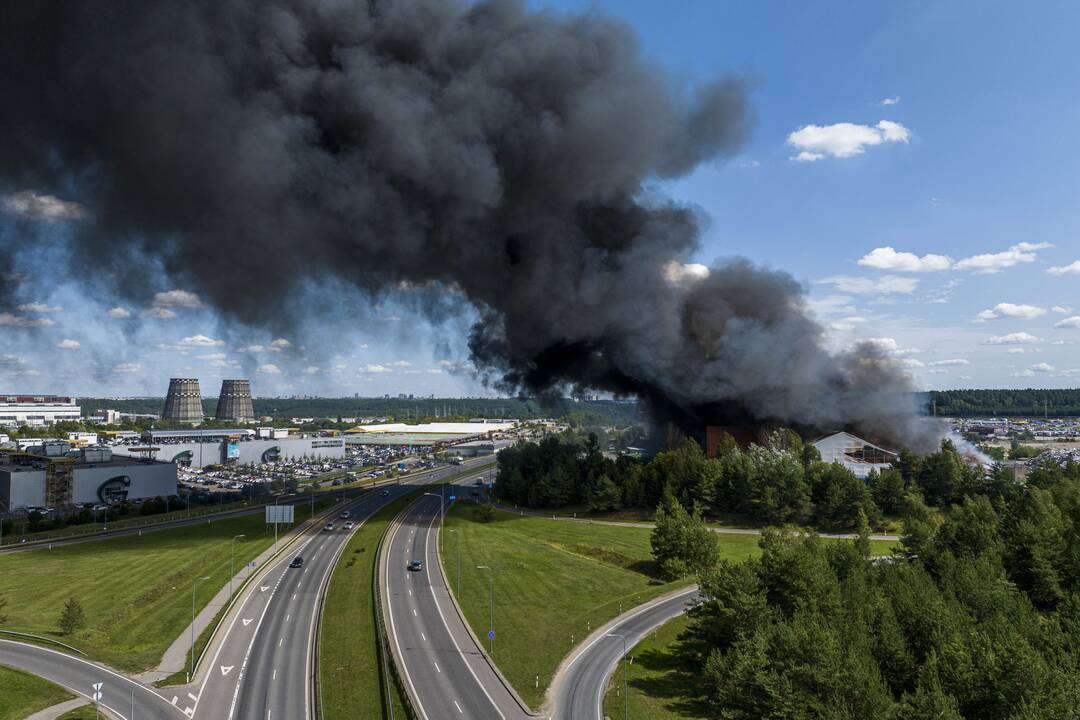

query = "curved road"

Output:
[[383, 494, 530, 720]]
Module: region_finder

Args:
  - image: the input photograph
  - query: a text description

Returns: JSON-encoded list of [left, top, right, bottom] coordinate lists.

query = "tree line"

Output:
[[928, 388, 1080, 417]]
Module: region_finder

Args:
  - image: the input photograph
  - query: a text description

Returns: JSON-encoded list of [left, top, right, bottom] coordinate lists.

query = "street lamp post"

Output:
[[477, 565, 494, 655], [607, 633, 628, 720], [230, 535, 246, 596], [422, 492, 444, 528], [189, 576, 210, 682]]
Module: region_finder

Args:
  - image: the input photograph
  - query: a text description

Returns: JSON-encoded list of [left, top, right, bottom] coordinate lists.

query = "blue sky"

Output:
[[1, 0, 1078, 397]]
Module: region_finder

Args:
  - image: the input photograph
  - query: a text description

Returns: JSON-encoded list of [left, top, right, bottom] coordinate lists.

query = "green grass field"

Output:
[[602, 614, 709, 720], [0, 498, 335, 672], [441, 503, 899, 710], [319, 493, 418, 720], [0, 664, 75, 720]]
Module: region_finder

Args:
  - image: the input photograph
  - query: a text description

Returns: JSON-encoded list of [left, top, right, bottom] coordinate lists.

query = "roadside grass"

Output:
[[602, 614, 709, 720], [0, 498, 337, 672], [441, 503, 900, 710], [0, 664, 75, 720], [55, 707, 97, 720], [319, 492, 421, 720], [154, 601, 229, 687]]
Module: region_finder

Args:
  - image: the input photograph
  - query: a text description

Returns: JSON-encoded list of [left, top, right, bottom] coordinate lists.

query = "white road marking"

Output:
[[242, 618, 253, 626], [421, 632, 426, 642], [454, 700, 464, 714], [434, 661, 441, 673], [272, 669, 277, 680], [260, 586, 270, 592], [292, 593, 296, 600], [286, 614, 290, 622], [220, 665, 234, 676], [413, 608, 417, 616], [409, 589, 412, 596], [279, 637, 283, 647], [188, 692, 199, 702], [171, 696, 179, 706]]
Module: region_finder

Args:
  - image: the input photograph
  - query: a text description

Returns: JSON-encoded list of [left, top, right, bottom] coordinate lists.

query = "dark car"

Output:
[[407, 560, 423, 572], [380, 490, 390, 497], [289, 556, 304, 568]]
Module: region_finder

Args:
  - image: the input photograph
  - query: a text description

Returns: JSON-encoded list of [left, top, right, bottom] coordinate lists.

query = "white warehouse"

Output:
[[811, 432, 899, 479]]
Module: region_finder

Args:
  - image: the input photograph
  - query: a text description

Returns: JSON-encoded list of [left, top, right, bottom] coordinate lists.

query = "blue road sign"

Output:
[[449, 495, 457, 501], [488, 630, 496, 639]]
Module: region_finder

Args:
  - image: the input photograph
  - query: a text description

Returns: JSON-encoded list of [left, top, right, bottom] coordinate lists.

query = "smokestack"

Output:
[[162, 378, 204, 424], [215, 379, 255, 423]]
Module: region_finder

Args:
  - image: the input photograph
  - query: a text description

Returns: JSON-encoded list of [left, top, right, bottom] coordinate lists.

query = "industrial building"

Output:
[[215, 379, 255, 422], [344, 421, 517, 446], [0, 395, 82, 427], [0, 443, 177, 510], [811, 432, 899, 479], [111, 428, 345, 469], [162, 378, 204, 423]]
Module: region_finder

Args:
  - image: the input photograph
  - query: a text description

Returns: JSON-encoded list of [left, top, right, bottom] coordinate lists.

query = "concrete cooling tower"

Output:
[[215, 379, 255, 422], [162, 378, 204, 423]]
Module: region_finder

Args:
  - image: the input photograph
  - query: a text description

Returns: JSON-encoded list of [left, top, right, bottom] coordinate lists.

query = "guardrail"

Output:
[[0, 629, 86, 655]]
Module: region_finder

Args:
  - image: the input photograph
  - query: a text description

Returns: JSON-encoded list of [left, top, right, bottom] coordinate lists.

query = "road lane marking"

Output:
[[413, 608, 417, 616], [272, 669, 277, 680], [434, 661, 441, 673], [261, 586, 270, 592], [421, 632, 426, 642], [454, 700, 464, 714], [279, 637, 283, 647], [188, 692, 199, 702], [242, 618, 253, 626], [220, 665, 234, 676], [286, 614, 290, 622]]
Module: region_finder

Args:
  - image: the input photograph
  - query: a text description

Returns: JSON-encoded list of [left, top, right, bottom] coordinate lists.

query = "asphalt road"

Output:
[[383, 493, 530, 720], [549, 586, 700, 720], [0, 639, 184, 720], [188, 456, 496, 720]]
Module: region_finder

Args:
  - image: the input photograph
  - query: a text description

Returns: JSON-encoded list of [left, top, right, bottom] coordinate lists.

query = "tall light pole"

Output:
[[607, 633, 628, 720], [477, 565, 494, 655], [422, 492, 444, 528], [230, 535, 245, 596], [189, 576, 210, 682]]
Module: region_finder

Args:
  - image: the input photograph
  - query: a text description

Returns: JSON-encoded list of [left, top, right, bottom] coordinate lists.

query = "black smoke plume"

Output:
[[0, 0, 938, 449]]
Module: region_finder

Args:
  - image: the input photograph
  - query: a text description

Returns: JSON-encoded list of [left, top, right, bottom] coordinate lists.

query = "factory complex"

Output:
[[0, 442, 177, 510], [343, 420, 518, 446], [111, 427, 346, 469]]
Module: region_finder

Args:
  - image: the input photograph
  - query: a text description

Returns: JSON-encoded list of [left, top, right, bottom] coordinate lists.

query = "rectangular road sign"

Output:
[[265, 505, 294, 524]]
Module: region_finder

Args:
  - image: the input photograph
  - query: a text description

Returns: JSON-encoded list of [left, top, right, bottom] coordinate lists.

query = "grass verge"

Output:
[[0, 664, 75, 720], [319, 492, 422, 720], [602, 614, 709, 720], [0, 497, 336, 672]]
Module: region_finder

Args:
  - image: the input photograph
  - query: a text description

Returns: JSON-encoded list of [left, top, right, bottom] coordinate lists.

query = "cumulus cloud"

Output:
[[56, 338, 80, 349], [819, 275, 919, 295], [1047, 261, 1080, 276], [1055, 316, 1080, 329], [858, 247, 952, 272], [788, 120, 910, 161], [142, 307, 176, 319], [179, 334, 225, 347], [113, 362, 141, 373], [362, 364, 391, 373], [928, 359, 970, 367], [954, 242, 1053, 274], [1029, 362, 1056, 373], [17, 302, 62, 313], [2, 190, 87, 221], [880, 96, 901, 106], [257, 363, 281, 374], [270, 338, 292, 348], [303, 366, 321, 374], [975, 303, 1046, 321], [1052, 306, 1072, 314], [195, 352, 227, 361], [151, 289, 203, 308], [390, 360, 412, 368], [984, 332, 1041, 345], [106, 307, 131, 319], [0, 312, 54, 327]]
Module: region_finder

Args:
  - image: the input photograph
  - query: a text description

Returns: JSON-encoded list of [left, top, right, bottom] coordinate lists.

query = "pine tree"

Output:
[[58, 597, 85, 636]]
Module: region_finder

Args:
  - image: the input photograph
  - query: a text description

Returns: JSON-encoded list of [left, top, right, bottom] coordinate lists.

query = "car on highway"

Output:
[[324, 522, 335, 531], [289, 556, 304, 568], [340, 510, 351, 519], [343, 521, 354, 530], [380, 490, 390, 496], [407, 560, 423, 572]]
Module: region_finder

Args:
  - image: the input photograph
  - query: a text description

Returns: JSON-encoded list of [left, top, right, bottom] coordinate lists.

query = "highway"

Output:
[[549, 586, 700, 720], [383, 493, 530, 720]]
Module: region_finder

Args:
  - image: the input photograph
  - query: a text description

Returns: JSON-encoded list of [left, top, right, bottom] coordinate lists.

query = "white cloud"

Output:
[[179, 334, 225, 347], [858, 247, 952, 272], [975, 303, 1046, 321], [151, 289, 203, 308], [56, 339, 80, 349], [807, 295, 857, 316], [142, 307, 176, 319], [880, 96, 901, 106], [928, 359, 970, 367], [1052, 306, 1072, 314], [195, 352, 227, 361], [106, 307, 131, 319], [113, 362, 141, 373], [1029, 362, 1056, 373], [925, 279, 962, 305], [788, 120, 910, 161], [18, 302, 62, 314], [363, 364, 391, 374], [1007, 348, 1029, 354], [896, 357, 925, 368], [954, 242, 1053, 274], [303, 366, 321, 375], [0, 312, 54, 328], [1047, 261, 1080, 276], [426, 368, 444, 374], [390, 360, 412, 368], [819, 275, 919, 295], [2, 191, 87, 221], [1055, 316, 1080, 329], [270, 338, 292, 349], [257, 363, 281, 375], [984, 332, 1042, 345]]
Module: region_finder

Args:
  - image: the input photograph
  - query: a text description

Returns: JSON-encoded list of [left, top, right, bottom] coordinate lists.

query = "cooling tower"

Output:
[[215, 379, 255, 422], [162, 378, 204, 423]]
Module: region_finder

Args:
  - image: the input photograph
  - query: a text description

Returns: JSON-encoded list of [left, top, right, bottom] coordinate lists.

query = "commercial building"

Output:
[[0, 444, 177, 510], [0, 395, 82, 427], [344, 421, 517, 446], [811, 432, 898, 479], [111, 428, 345, 469]]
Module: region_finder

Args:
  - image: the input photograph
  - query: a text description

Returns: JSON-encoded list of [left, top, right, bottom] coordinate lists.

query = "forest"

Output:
[[927, 388, 1080, 417]]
